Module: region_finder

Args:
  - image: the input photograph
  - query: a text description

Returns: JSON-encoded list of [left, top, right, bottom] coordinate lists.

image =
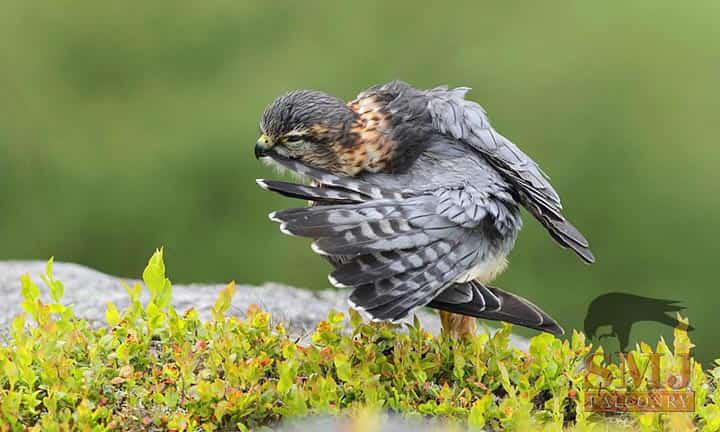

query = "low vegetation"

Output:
[[0, 250, 717, 431]]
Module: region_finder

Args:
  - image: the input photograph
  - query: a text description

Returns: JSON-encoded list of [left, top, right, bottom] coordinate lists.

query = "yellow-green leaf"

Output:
[[212, 281, 236, 322], [334, 353, 352, 382], [106, 302, 121, 326]]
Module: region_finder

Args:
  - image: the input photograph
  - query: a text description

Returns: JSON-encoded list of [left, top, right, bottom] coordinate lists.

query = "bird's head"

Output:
[[255, 90, 356, 173]]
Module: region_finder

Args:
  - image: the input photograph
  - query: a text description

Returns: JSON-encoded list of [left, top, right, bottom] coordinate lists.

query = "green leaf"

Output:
[[42, 257, 65, 302], [702, 404, 720, 431], [20, 274, 40, 320], [3, 361, 18, 389], [497, 361, 516, 398], [334, 353, 352, 382], [282, 342, 297, 360], [11, 314, 25, 339], [47, 303, 65, 314], [211, 281, 236, 322], [328, 310, 344, 325], [105, 302, 121, 326], [1, 247, 713, 430], [168, 305, 185, 337], [20, 274, 40, 303], [469, 394, 492, 429], [146, 301, 165, 330], [142, 248, 172, 309], [124, 281, 142, 303], [49, 279, 64, 303], [453, 349, 466, 380], [349, 308, 363, 329], [164, 390, 179, 409], [45, 257, 54, 279], [277, 360, 297, 394], [116, 342, 130, 363]]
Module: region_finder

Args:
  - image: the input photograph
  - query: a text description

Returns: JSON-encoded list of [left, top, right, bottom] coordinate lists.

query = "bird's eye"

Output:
[[285, 135, 303, 143]]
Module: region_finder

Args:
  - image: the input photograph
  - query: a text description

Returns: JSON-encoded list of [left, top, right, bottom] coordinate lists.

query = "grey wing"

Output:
[[424, 86, 595, 263], [262, 173, 516, 322]]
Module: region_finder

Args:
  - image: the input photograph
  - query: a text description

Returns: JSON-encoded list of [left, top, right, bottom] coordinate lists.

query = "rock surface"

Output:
[[276, 416, 463, 432], [0, 261, 528, 350]]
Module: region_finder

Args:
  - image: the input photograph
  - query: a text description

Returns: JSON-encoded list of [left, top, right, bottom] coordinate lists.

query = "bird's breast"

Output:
[[456, 252, 509, 284]]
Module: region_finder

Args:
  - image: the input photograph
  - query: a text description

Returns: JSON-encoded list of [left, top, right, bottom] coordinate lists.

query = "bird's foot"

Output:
[[439, 311, 477, 339]]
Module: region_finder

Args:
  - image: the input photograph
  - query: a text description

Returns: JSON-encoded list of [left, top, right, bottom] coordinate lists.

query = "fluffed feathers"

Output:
[[256, 179, 365, 204]]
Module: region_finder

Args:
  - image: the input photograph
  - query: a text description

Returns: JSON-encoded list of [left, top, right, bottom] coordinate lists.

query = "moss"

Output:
[[0, 250, 718, 431]]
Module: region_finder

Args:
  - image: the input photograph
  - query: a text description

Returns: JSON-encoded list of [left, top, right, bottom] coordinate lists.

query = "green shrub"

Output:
[[0, 250, 718, 431]]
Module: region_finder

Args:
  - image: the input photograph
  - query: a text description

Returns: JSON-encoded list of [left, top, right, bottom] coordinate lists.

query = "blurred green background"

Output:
[[2, 1, 718, 363]]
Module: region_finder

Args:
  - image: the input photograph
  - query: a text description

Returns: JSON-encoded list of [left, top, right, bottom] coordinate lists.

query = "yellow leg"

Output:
[[439, 310, 477, 339], [439, 259, 509, 339]]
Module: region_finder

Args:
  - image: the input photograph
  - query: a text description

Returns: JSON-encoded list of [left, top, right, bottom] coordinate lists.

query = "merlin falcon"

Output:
[[254, 81, 594, 337]]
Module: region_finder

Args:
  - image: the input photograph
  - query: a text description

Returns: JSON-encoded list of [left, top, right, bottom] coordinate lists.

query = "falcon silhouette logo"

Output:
[[583, 292, 694, 351]]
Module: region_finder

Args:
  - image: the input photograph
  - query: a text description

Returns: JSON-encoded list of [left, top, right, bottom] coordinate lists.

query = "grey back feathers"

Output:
[[366, 80, 594, 264]]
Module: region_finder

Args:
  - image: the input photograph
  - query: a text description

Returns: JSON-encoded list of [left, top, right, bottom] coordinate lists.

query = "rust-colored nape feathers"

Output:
[[332, 95, 396, 175]]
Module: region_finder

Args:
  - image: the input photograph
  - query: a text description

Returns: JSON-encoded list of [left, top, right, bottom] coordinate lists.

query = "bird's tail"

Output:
[[427, 280, 564, 336]]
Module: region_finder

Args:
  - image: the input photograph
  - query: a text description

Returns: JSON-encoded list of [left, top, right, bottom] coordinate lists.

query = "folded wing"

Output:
[[425, 85, 594, 263], [258, 161, 517, 322]]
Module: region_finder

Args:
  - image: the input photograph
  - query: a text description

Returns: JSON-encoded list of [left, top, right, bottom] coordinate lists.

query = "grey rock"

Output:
[[0, 261, 528, 350], [277, 415, 475, 432]]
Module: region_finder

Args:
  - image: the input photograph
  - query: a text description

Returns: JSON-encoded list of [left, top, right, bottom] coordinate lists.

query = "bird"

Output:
[[254, 80, 594, 338], [584, 292, 693, 352]]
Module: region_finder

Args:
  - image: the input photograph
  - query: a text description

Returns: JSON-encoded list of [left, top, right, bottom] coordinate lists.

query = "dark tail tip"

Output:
[[427, 282, 565, 336]]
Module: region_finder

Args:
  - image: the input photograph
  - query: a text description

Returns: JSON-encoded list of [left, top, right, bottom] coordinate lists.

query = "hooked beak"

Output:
[[254, 143, 267, 159], [254, 134, 272, 159]]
